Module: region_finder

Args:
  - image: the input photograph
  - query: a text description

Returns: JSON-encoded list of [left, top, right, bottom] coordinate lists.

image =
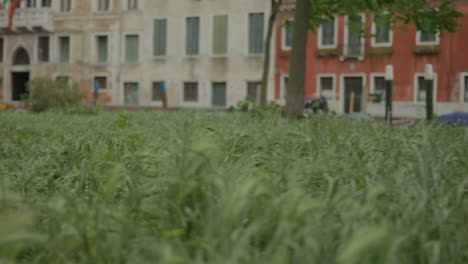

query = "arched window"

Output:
[[13, 47, 30, 65]]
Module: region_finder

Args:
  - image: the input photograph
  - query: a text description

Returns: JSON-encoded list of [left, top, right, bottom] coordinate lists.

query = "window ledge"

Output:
[[211, 55, 228, 59], [369, 47, 393, 56], [316, 48, 339, 58], [185, 55, 201, 59], [339, 55, 364, 61], [246, 53, 264, 58], [413, 45, 440, 56], [153, 55, 167, 60]]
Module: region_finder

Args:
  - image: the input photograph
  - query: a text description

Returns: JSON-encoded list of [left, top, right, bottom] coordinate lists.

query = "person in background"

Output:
[[93, 79, 99, 105], [160, 80, 168, 109]]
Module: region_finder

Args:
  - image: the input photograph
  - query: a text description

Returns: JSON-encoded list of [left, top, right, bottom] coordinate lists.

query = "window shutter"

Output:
[[213, 15, 228, 55], [154, 19, 167, 56], [125, 35, 139, 62], [249, 13, 264, 54], [186, 17, 200, 55]]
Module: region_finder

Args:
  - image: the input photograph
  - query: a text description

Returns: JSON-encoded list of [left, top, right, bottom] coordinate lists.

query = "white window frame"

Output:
[[92, 74, 110, 92], [316, 74, 336, 100], [92, 33, 110, 65], [318, 16, 338, 49], [123, 33, 140, 64], [280, 73, 289, 103], [460, 72, 468, 103], [52, 73, 73, 86], [93, 0, 112, 13], [344, 14, 365, 57], [369, 73, 386, 94], [416, 31, 440, 46], [57, 34, 72, 64], [281, 19, 293, 51], [57, 0, 73, 14], [210, 13, 229, 57], [371, 14, 393, 48], [246, 11, 266, 56], [413, 73, 438, 104]]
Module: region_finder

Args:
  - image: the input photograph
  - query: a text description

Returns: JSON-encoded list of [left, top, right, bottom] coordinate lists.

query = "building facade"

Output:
[[0, 0, 275, 108], [275, 1, 468, 118]]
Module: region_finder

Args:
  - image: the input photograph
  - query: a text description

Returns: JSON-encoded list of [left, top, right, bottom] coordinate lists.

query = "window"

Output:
[[247, 82, 261, 103], [184, 82, 198, 102], [153, 19, 167, 56], [0, 38, 3, 63], [96, 35, 108, 64], [56, 76, 71, 86], [318, 76, 334, 100], [417, 23, 439, 45], [94, 76, 107, 90], [248, 13, 264, 54], [212, 82, 227, 107], [60, 0, 71, 12], [213, 15, 228, 55], [318, 17, 336, 49], [127, 0, 138, 10], [186, 17, 200, 55], [371, 75, 386, 100], [58, 36, 70, 63], [372, 14, 392, 47], [38, 36, 50, 62], [282, 76, 289, 100], [97, 0, 110, 11], [462, 74, 468, 103], [415, 75, 437, 103], [152, 82, 163, 101], [124, 82, 139, 105], [41, 0, 52, 7], [125, 35, 139, 63], [345, 15, 364, 57], [282, 21, 293, 50], [26, 0, 36, 8]]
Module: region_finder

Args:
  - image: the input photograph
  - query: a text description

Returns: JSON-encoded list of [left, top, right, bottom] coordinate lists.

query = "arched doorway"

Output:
[[11, 47, 31, 101]]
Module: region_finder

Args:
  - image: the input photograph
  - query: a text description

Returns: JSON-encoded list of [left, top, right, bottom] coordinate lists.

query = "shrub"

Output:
[[24, 78, 82, 112]]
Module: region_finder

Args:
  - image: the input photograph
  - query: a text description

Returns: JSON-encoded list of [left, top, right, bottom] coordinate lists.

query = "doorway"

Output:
[[343, 77, 363, 113], [12, 72, 30, 101]]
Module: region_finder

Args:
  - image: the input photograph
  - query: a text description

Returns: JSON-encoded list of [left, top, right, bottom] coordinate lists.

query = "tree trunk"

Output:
[[285, 0, 310, 116], [260, 0, 282, 106]]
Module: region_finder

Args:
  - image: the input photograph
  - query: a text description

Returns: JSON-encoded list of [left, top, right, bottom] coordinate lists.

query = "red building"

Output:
[[275, 1, 468, 117]]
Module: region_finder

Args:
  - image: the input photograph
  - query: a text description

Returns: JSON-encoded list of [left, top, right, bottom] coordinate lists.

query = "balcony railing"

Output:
[[0, 8, 53, 31]]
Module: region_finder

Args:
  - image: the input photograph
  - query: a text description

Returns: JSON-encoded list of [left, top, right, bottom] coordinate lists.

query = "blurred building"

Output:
[[0, 0, 275, 108], [275, 0, 468, 118]]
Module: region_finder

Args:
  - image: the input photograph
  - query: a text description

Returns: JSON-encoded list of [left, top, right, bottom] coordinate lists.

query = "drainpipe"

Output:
[[116, 8, 124, 105]]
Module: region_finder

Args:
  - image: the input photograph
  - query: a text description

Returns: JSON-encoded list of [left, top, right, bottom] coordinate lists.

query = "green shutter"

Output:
[[212, 82, 227, 107], [154, 19, 167, 56], [59, 36, 70, 63], [97, 36, 108, 63], [125, 35, 139, 62], [249, 13, 264, 54], [186, 17, 200, 55], [213, 15, 228, 55]]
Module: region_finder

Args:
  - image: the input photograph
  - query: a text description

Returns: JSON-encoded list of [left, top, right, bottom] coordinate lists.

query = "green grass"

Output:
[[0, 111, 467, 264]]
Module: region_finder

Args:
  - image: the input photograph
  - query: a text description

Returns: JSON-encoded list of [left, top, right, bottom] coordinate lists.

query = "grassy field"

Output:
[[0, 111, 467, 264]]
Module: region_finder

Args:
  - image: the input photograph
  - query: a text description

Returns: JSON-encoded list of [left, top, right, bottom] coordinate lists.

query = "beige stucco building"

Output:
[[0, 0, 275, 108]]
